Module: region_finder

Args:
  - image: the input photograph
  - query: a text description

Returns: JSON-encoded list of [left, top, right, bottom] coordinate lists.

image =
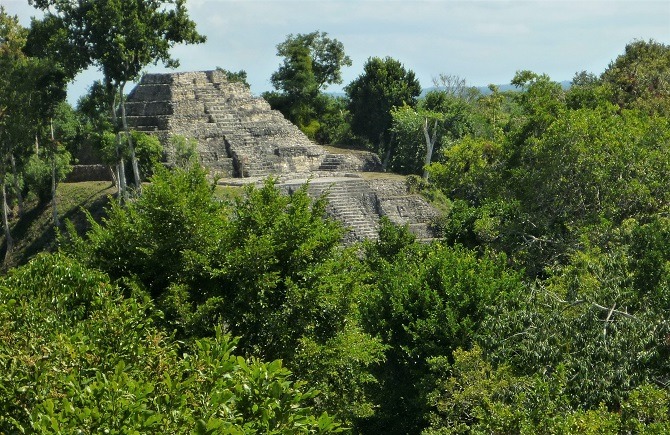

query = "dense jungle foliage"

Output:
[[2, 2, 670, 433]]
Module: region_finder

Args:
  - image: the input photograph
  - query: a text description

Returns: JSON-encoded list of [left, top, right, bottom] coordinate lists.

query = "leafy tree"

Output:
[[345, 56, 421, 167], [0, 8, 69, 257], [507, 106, 670, 274], [265, 31, 351, 136], [76, 80, 127, 187], [20, 102, 77, 222], [199, 179, 385, 423], [49, 101, 81, 157], [628, 216, 670, 312], [24, 10, 88, 227], [359, 221, 524, 434], [423, 346, 670, 434], [64, 163, 226, 298], [508, 70, 566, 142], [77, 81, 116, 134], [428, 67, 670, 276], [23, 12, 88, 81], [424, 346, 553, 434], [76, 80, 116, 165], [23, 147, 71, 204], [65, 165, 385, 424], [390, 104, 444, 176], [0, 8, 28, 259], [477, 231, 670, 415], [390, 90, 478, 176], [170, 134, 200, 169], [29, 63, 70, 227], [566, 70, 609, 110], [427, 136, 503, 205], [0, 253, 345, 433], [312, 94, 360, 146], [273, 31, 351, 92], [130, 130, 163, 180], [601, 39, 670, 115]]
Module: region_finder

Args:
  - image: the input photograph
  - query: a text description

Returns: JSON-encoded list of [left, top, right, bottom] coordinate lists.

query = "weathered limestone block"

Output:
[[126, 115, 170, 131], [318, 152, 382, 172], [125, 101, 174, 117], [127, 83, 172, 101], [366, 179, 410, 197], [376, 196, 439, 225]]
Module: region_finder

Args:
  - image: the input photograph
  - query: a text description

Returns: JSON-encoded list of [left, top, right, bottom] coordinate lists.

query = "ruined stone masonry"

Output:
[[124, 70, 439, 241], [125, 70, 328, 177]]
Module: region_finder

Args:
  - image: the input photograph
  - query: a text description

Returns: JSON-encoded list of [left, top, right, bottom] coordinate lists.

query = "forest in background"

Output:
[[1, 1, 670, 433]]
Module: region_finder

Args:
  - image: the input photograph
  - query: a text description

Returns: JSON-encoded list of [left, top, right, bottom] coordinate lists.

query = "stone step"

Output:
[[318, 155, 346, 171]]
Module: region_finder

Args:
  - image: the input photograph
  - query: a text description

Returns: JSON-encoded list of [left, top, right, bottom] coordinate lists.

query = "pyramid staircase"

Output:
[[281, 177, 380, 242]]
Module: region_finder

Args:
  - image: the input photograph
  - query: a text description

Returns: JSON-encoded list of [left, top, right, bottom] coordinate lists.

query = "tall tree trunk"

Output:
[[119, 82, 141, 193], [2, 179, 13, 265], [380, 132, 395, 172], [110, 85, 127, 201], [422, 118, 438, 180], [51, 156, 59, 227], [117, 134, 128, 204], [50, 119, 59, 227], [110, 165, 118, 189], [10, 154, 23, 217]]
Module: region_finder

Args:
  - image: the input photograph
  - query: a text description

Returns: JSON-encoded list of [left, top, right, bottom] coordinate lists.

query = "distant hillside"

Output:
[[420, 80, 571, 97], [475, 80, 571, 94], [327, 81, 572, 99]]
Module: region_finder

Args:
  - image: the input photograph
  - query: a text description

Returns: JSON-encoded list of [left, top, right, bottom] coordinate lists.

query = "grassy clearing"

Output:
[[1, 181, 116, 272], [0, 180, 244, 272], [358, 171, 407, 181], [321, 144, 374, 155]]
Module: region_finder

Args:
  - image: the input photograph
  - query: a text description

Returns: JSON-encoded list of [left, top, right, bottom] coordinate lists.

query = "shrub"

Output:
[[0, 253, 345, 433]]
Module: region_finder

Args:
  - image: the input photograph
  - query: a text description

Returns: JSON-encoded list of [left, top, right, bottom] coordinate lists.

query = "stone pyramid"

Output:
[[125, 70, 327, 178]]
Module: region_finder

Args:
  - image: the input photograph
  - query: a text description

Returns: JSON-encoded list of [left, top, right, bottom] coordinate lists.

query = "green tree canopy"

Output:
[[601, 39, 670, 115], [0, 252, 345, 433], [272, 31, 351, 93], [0, 7, 70, 258], [265, 31, 352, 135], [64, 164, 385, 425], [359, 221, 524, 434], [390, 89, 480, 176], [345, 56, 421, 166]]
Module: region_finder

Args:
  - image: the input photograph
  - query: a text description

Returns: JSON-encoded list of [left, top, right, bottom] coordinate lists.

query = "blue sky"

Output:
[[4, 0, 669, 104]]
